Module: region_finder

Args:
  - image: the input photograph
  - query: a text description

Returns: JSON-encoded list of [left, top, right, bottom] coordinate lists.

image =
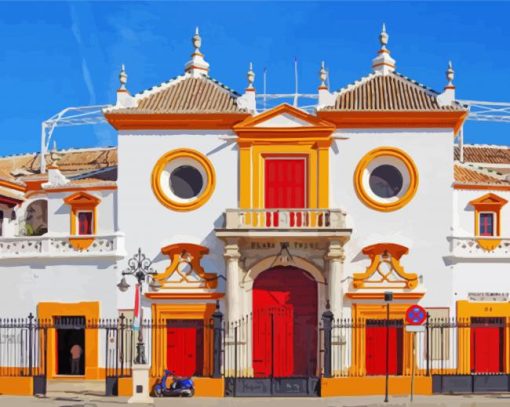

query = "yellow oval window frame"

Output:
[[151, 148, 216, 212], [354, 147, 419, 212]]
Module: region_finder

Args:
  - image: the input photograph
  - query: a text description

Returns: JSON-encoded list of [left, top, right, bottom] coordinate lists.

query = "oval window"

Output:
[[151, 149, 215, 211], [354, 147, 418, 212]]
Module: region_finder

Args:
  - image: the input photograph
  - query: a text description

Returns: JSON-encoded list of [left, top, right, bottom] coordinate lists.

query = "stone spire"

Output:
[[317, 61, 335, 109], [437, 61, 456, 106], [319, 61, 327, 90], [238, 62, 257, 113], [119, 64, 128, 91], [185, 27, 210, 77], [372, 23, 396, 75], [115, 64, 136, 108], [246, 62, 255, 91], [445, 60, 455, 89]]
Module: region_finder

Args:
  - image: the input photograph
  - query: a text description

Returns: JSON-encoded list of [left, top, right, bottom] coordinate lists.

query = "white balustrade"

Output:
[[0, 234, 125, 259], [225, 208, 346, 230], [449, 236, 510, 258]]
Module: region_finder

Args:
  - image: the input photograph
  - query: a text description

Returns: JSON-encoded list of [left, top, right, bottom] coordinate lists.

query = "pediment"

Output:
[[470, 193, 508, 207], [234, 103, 335, 131]]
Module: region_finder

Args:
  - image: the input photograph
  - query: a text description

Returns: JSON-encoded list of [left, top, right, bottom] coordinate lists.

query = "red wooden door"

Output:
[[252, 266, 317, 377], [167, 320, 204, 377], [471, 317, 504, 373], [365, 320, 403, 375], [264, 158, 306, 227]]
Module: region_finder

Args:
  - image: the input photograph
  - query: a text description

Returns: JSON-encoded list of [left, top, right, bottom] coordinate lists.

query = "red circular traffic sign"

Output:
[[405, 305, 427, 325]]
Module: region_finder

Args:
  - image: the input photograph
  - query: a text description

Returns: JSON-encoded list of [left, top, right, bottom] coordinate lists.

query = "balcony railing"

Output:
[[449, 236, 510, 259], [224, 208, 346, 230], [0, 233, 125, 259]]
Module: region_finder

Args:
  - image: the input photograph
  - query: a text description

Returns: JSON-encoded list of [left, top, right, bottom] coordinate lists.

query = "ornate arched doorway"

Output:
[[252, 266, 318, 377]]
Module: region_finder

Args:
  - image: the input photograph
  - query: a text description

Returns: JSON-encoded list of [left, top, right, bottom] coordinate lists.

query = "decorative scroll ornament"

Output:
[[155, 243, 217, 289], [353, 243, 418, 289]]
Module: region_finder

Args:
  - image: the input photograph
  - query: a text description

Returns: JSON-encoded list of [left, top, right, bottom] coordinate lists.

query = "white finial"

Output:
[[372, 23, 395, 74], [247, 62, 255, 90], [185, 27, 210, 76], [119, 64, 127, 90], [446, 60, 455, 88], [192, 27, 202, 52], [380, 23, 388, 48], [319, 61, 327, 89], [437, 60, 456, 106]]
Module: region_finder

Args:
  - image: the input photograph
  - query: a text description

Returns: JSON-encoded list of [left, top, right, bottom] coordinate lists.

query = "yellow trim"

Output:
[[352, 243, 418, 289], [470, 193, 508, 251], [151, 148, 215, 212], [456, 300, 510, 374], [354, 147, 419, 212], [0, 377, 33, 396], [150, 303, 216, 378], [351, 303, 414, 376], [235, 104, 333, 210], [37, 301, 100, 380], [63, 192, 100, 250], [321, 376, 432, 397]]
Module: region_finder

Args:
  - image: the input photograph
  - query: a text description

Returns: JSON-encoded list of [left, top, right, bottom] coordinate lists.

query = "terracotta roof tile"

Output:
[[454, 163, 510, 186], [325, 72, 466, 111], [454, 145, 510, 165], [106, 75, 246, 114], [0, 147, 117, 182]]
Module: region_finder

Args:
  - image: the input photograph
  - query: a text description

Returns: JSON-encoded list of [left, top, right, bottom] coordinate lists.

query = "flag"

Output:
[[133, 284, 141, 331]]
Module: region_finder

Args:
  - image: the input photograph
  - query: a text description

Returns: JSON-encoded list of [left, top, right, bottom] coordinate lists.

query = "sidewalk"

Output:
[[2, 394, 510, 407]]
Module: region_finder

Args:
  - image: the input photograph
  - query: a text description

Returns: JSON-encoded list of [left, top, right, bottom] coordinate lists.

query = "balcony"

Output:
[[216, 208, 351, 239], [0, 233, 126, 260], [449, 236, 510, 261]]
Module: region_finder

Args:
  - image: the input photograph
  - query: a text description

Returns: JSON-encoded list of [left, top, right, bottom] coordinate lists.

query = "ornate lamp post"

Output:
[[117, 248, 161, 364]]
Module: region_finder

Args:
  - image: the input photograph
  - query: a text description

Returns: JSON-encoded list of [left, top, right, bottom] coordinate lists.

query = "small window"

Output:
[[77, 212, 93, 235], [479, 213, 495, 236]]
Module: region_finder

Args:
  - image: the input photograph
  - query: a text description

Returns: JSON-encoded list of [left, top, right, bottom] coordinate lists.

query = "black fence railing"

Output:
[[3, 311, 510, 395]]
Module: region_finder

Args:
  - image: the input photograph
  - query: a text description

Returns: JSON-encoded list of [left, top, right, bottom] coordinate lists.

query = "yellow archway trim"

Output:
[[37, 301, 100, 380], [151, 148, 216, 212], [354, 146, 419, 212]]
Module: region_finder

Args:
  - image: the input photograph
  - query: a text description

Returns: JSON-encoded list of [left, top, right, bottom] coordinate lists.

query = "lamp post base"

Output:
[[128, 364, 153, 404]]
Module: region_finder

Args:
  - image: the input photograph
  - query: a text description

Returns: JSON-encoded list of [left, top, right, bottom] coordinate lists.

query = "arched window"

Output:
[[23, 200, 48, 236]]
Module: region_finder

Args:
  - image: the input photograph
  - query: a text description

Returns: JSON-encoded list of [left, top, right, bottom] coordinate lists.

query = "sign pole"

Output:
[[410, 331, 416, 402]]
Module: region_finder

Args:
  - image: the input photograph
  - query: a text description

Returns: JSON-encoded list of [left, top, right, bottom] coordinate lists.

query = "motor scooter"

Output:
[[153, 370, 195, 397]]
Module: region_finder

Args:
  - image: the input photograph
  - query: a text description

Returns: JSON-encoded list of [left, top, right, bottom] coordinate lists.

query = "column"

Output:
[[326, 240, 345, 319], [325, 239, 345, 376], [224, 240, 241, 324]]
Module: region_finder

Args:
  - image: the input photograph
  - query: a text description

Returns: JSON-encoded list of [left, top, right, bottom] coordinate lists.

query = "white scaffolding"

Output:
[[39, 99, 510, 173]]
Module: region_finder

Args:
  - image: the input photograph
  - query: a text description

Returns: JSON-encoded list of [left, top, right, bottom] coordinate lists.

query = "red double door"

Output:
[[166, 320, 204, 377], [264, 158, 306, 227], [471, 317, 505, 373], [365, 319, 404, 375], [252, 266, 317, 377]]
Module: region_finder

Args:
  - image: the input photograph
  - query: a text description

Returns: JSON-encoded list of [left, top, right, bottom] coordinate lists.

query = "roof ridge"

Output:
[[133, 73, 241, 102], [461, 143, 510, 149], [0, 146, 116, 162]]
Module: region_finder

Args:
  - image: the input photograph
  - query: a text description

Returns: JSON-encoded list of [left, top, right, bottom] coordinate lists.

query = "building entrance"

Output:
[[365, 319, 403, 375], [471, 317, 505, 373], [55, 316, 85, 375], [252, 266, 317, 377], [166, 319, 204, 377]]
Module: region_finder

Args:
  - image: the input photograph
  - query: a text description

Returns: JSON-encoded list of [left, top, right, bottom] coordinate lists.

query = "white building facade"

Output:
[[0, 27, 509, 395]]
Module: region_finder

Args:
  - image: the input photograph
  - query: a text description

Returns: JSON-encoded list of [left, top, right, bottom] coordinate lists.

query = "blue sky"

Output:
[[0, 1, 509, 155]]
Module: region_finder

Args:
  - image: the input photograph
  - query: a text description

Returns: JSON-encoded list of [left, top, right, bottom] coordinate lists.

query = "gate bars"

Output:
[[1, 312, 509, 394]]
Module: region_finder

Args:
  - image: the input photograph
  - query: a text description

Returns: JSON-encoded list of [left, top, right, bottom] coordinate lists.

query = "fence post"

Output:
[[322, 301, 334, 378], [212, 301, 223, 378], [28, 313, 34, 377]]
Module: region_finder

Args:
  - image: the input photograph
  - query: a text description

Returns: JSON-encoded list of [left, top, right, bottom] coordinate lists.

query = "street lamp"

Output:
[[117, 248, 159, 364]]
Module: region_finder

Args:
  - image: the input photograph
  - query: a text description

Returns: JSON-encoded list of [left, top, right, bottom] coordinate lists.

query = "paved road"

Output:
[[2, 394, 510, 407]]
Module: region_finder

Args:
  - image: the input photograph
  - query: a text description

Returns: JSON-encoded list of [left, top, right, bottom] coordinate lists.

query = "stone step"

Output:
[[46, 379, 105, 395]]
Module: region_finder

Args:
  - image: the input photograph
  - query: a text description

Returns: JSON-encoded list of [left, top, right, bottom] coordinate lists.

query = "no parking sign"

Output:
[[405, 304, 427, 326]]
